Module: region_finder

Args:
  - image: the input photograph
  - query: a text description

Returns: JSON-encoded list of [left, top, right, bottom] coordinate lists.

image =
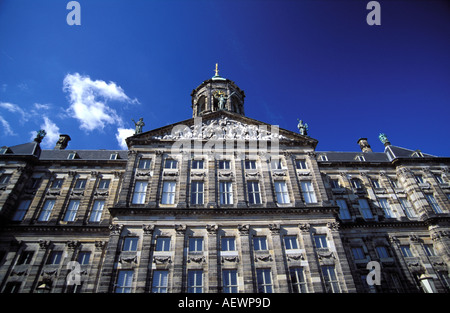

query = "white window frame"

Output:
[[63, 199, 80, 222], [219, 181, 233, 205], [378, 198, 395, 218], [274, 181, 290, 204], [138, 158, 151, 169], [400, 198, 417, 218], [284, 236, 299, 250], [190, 181, 204, 205], [38, 199, 55, 222], [321, 266, 341, 293], [132, 181, 148, 204], [164, 159, 178, 169], [122, 237, 139, 252], [161, 181, 176, 205], [253, 236, 268, 251], [218, 160, 231, 170], [12, 199, 31, 221], [247, 181, 261, 204], [290, 267, 308, 293], [256, 269, 273, 293], [221, 237, 236, 251], [336, 199, 351, 220], [191, 159, 204, 169], [222, 269, 238, 293], [152, 270, 168, 293], [115, 270, 133, 293], [187, 270, 203, 293], [89, 200, 105, 222], [426, 194, 443, 214], [358, 199, 373, 219], [189, 237, 203, 252], [300, 180, 317, 204], [244, 160, 257, 170], [155, 237, 171, 252]]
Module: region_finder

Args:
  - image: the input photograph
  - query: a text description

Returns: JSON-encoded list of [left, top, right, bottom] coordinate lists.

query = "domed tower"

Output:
[[191, 64, 245, 117]]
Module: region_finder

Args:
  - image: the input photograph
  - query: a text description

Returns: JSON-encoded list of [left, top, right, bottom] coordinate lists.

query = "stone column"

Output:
[[269, 224, 289, 292], [172, 224, 186, 293], [97, 224, 123, 293], [238, 224, 254, 292], [207, 224, 219, 292], [136, 225, 154, 292]]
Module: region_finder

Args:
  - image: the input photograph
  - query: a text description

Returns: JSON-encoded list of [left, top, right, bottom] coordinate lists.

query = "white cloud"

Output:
[[0, 115, 15, 136], [0, 101, 27, 122], [63, 73, 138, 132], [115, 128, 134, 150], [33, 103, 51, 110], [30, 116, 60, 149]]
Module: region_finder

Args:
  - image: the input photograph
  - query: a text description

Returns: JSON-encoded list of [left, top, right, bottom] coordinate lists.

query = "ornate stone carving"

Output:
[[153, 256, 172, 264], [327, 222, 340, 231], [175, 224, 186, 235], [298, 223, 310, 232], [287, 254, 305, 262], [268, 223, 280, 234], [187, 256, 205, 263], [238, 224, 250, 235], [39, 240, 50, 249], [221, 256, 240, 263], [206, 224, 218, 234], [66, 240, 80, 249], [95, 241, 106, 250], [143, 224, 155, 235], [109, 224, 123, 235], [254, 254, 273, 262]]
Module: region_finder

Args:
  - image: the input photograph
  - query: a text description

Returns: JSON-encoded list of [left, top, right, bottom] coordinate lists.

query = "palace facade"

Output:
[[0, 70, 449, 293]]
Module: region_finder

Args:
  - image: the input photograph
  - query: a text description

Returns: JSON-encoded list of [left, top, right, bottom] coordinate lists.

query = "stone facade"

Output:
[[0, 73, 449, 293]]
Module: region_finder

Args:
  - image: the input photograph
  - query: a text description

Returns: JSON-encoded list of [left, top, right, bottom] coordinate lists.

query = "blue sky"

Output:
[[0, 0, 449, 155]]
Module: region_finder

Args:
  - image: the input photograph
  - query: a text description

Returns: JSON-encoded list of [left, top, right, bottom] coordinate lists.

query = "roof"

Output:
[[40, 149, 128, 161]]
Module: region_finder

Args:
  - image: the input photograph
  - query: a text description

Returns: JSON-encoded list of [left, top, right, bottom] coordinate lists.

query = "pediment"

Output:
[[126, 111, 317, 149]]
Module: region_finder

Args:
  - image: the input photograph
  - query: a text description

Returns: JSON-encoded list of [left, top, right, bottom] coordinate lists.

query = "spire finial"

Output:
[[214, 63, 219, 76]]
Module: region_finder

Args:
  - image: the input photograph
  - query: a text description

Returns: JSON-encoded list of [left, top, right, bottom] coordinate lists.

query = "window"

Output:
[[391, 179, 399, 188], [164, 159, 178, 169], [123, 237, 138, 251], [219, 181, 233, 205], [356, 155, 365, 162], [378, 198, 395, 218], [318, 155, 328, 161], [351, 179, 362, 189], [155, 237, 170, 251], [284, 236, 299, 250], [253, 236, 268, 251], [51, 179, 63, 189], [89, 200, 105, 222], [63, 200, 80, 222], [222, 269, 238, 293], [38, 200, 55, 222], [274, 181, 290, 204], [372, 179, 381, 189], [435, 175, 444, 184], [314, 235, 328, 249], [74, 179, 86, 189], [77, 252, 91, 265], [218, 160, 230, 170], [321, 266, 340, 293], [17, 251, 34, 265], [301, 181, 317, 204], [221, 237, 236, 251], [190, 181, 204, 205], [132, 181, 148, 204], [290, 267, 308, 293], [3, 282, 21, 293], [110, 153, 118, 160], [0, 174, 11, 184], [67, 153, 76, 160], [152, 270, 168, 293], [187, 270, 203, 293], [376, 246, 390, 259], [192, 160, 204, 169], [98, 179, 110, 189], [138, 158, 151, 169], [400, 245, 413, 257], [162, 181, 176, 204], [296, 159, 307, 170], [400, 198, 417, 218], [426, 194, 443, 214], [115, 270, 133, 293], [415, 175, 424, 184], [245, 160, 256, 170], [271, 159, 282, 170], [336, 199, 351, 220], [256, 269, 273, 293], [358, 199, 373, 219], [352, 247, 365, 260], [330, 179, 340, 189], [247, 181, 261, 204], [12, 199, 31, 221], [47, 251, 62, 265], [424, 244, 436, 257], [189, 237, 203, 252]]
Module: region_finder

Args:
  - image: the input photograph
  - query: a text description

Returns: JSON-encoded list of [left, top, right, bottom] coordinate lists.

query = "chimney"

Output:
[[357, 138, 373, 153], [54, 134, 71, 150]]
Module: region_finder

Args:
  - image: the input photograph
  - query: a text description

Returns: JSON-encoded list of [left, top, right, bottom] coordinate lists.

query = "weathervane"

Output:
[[214, 63, 219, 76]]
